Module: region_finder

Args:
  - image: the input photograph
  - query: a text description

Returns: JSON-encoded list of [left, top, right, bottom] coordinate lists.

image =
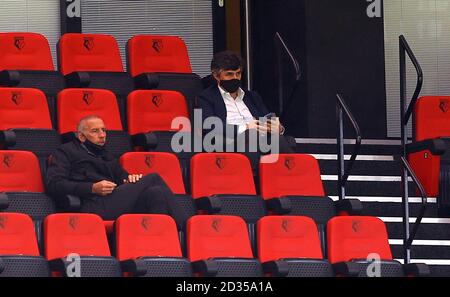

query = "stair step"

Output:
[[391, 245, 450, 259], [324, 180, 416, 196], [385, 222, 450, 240], [318, 159, 400, 176], [362, 202, 437, 218]]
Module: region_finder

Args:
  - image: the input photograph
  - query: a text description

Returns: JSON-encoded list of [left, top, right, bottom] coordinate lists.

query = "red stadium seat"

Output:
[[120, 152, 186, 194], [327, 216, 404, 277], [119, 152, 196, 229], [115, 214, 191, 276], [0, 33, 64, 126], [0, 32, 54, 71], [191, 153, 256, 198], [126, 35, 202, 120], [190, 153, 266, 233], [57, 88, 132, 157], [59, 33, 123, 75], [58, 33, 133, 128], [260, 154, 325, 199], [127, 90, 189, 135], [187, 215, 262, 276], [409, 96, 450, 209], [257, 216, 333, 277], [0, 213, 49, 276], [127, 35, 192, 77], [0, 88, 61, 164], [57, 88, 123, 133], [0, 150, 55, 253], [44, 213, 121, 277], [0, 150, 44, 193]]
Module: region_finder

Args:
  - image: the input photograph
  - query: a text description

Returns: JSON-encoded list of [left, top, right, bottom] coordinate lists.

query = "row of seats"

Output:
[[0, 212, 404, 277], [0, 32, 203, 129]]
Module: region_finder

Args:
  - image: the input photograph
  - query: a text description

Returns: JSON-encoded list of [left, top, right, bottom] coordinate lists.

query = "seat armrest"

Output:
[[0, 193, 10, 210], [332, 262, 360, 277], [404, 263, 430, 277], [191, 260, 218, 277], [195, 196, 222, 213], [0, 70, 21, 86], [262, 260, 289, 277], [64, 71, 91, 88], [57, 195, 81, 212], [120, 259, 148, 276], [133, 73, 160, 89], [131, 132, 158, 149], [266, 197, 292, 214], [334, 198, 363, 215], [406, 138, 446, 156], [0, 130, 17, 148]]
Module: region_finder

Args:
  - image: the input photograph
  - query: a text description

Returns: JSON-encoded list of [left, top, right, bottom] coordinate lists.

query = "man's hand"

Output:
[[92, 180, 117, 196], [246, 120, 269, 135], [267, 118, 282, 134], [123, 174, 143, 184]]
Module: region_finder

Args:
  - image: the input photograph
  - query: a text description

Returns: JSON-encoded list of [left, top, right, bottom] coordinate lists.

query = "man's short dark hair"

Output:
[[211, 51, 244, 73]]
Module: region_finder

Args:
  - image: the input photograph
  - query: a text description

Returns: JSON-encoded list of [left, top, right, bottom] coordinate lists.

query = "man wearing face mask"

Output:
[[197, 51, 294, 153], [45, 115, 188, 228]]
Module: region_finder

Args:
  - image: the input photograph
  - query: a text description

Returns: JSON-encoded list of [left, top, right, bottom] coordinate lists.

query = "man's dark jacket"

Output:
[[46, 139, 129, 201]]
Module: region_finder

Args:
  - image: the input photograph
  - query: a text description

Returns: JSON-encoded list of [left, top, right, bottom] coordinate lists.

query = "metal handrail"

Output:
[[399, 157, 427, 248], [399, 35, 425, 264], [336, 93, 362, 200], [274, 32, 301, 116], [399, 35, 423, 126]]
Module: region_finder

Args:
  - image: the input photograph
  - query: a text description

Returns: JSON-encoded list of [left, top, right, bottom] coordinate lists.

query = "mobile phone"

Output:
[[260, 112, 276, 123]]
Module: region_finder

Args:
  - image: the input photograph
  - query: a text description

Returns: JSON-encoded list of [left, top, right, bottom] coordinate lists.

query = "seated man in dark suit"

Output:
[[46, 115, 188, 228], [197, 51, 293, 154]]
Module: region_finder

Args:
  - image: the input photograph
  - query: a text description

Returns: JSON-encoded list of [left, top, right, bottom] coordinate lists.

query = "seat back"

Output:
[[127, 90, 189, 135], [190, 153, 256, 199], [116, 214, 182, 261], [58, 33, 124, 75], [409, 96, 450, 197], [127, 35, 192, 77], [120, 152, 186, 194], [0, 32, 54, 71], [187, 215, 254, 262], [327, 216, 393, 264], [259, 154, 325, 199], [0, 88, 52, 130], [44, 213, 111, 260], [57, 88, 123, 134], [257, 216, 323, 263], [0, 150, 44, 192], [415, 96, 450, 141], [0, 213, 40, 256]]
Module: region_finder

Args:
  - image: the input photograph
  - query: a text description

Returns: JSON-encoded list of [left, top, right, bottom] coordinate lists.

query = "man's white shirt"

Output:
[[219, 86, 254, 134]]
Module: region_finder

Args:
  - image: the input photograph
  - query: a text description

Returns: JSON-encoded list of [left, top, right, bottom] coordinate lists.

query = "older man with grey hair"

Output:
[[46, 115, 187, 228]]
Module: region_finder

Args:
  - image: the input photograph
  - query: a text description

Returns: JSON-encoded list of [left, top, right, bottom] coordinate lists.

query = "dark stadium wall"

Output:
[[250, 0, 387, 139]]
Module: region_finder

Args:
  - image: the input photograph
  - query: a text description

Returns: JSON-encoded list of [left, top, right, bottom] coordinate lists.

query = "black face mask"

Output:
[[220, 78, 241, 93], [82, 138, 106, 156]]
